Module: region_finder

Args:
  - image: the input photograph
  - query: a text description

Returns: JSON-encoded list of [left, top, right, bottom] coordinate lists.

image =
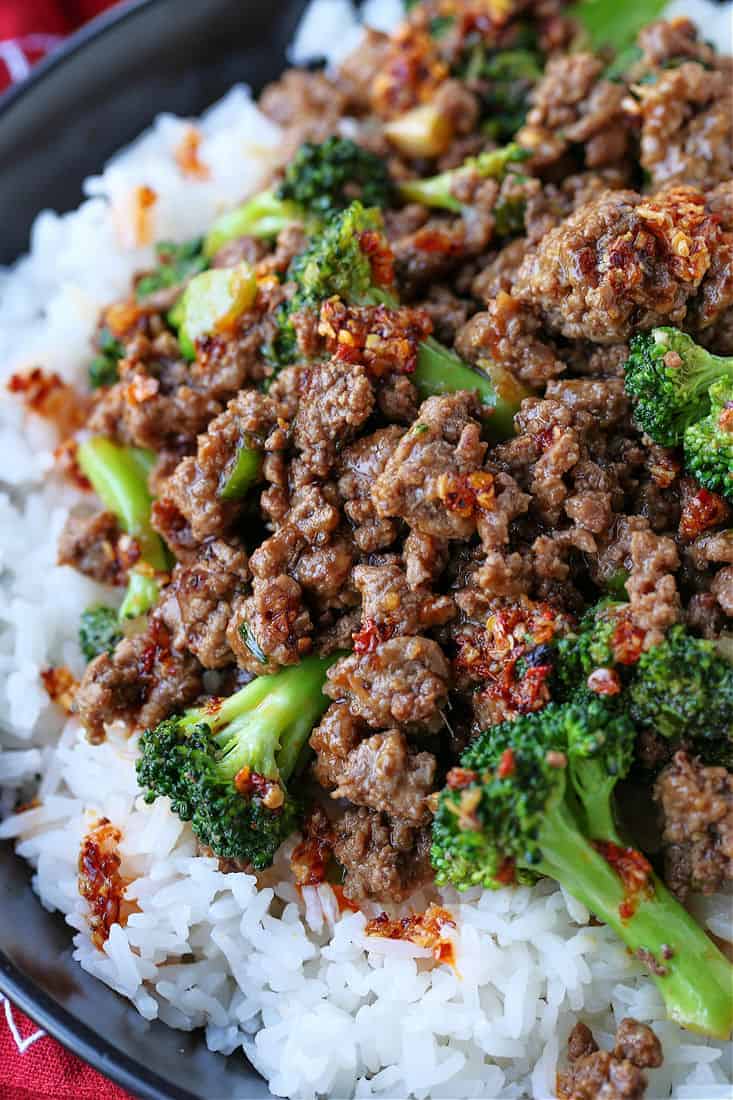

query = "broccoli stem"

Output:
[[177, 263, 259, 360], [204, 191, 304, 258], [220, 439, 263, 501], [180, 654, 339, 783], [397, 144, 528, 212], [539, 801, 733, 1039], [77, 437, 169, 619]]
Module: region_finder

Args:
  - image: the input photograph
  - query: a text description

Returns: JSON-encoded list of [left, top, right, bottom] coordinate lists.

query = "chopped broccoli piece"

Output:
[[277, 136, 394, 219], [397, 144, 529, 213], [624, 328, 733, 446], [553, 600, 626, 697], [137, 655, 337, 869], [204, 191, 307, 259], [79, 605, 122, 662], [431, 703, 733, 1038], [177, 263, 258, 360], [629, 624, 733, 744], [136, 238, 206, 301], [684, 377, 733, 499], [89, 327, 124, 390], [76, 437, 169, 622]]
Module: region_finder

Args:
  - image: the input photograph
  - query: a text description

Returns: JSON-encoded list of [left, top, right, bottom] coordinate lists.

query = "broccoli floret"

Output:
[[76, 438, 169, 623], [88, 327, 125, 390], [204, 191, 305, 259], [432, 702, 733, 1038], [396, 143, 529, 214], [277, 136, 394, 219], [136, 238, 207, 301], [137, 655, 336, 869], [624, 328, 733, 446], [78, 605, 123, 662], [271, 201, 520, 437], [629, 624, 733, 744], [553, 600, 627, 697], [684, 377, 733, 499]]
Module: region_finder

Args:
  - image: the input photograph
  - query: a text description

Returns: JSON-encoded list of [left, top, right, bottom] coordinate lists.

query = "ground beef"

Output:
[[74, 624, 203, 743], [455, 291, 565, 388], [338, 427, 405, 553], [631, 61, 733, 190], [625, 528, 681, 648], [294, 360, 375, 477], [326, 728, 436, 825], [513, 186, 721, 343], [403, 529, 450, 589], [58, 510, 125, 586], [517, 52, 627, 170], [260, 69, 349, 157], [326, 635, 450, 732], [333, 807, 433, 904], [655, 751, 733, 900], [557, 1019, 663, 1100], [157, 538, 249, 668], [227, 575, 313, 674], [637, 17, 718, 68], [372, 393, 487, 540], [310, 702, 366, 788], [164, 389, 285, 541], [352, 561, 455, 637]]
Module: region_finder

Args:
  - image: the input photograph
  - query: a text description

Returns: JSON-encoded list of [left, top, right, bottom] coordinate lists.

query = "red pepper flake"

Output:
[[718, 403, 733, 433], [593, 840, 653, 921], [133, 185, 157, 247], [104, 300, 145, 340], [331, 884, 360, 914], [446, 766, 479, 791], [78, 818, 135, 950], [365, 903, 456, 966], [411, 226, 466, 256], [318, 298, 432, 377], [234, 767, 284, 809], [352, 617, 393, 655], [359, 230, 395, 289], [497, 748, 516, 779], [679, 485, 731, 541], [7, 367, 89, 438], [40, 666, 79, 713], [611, 619, 646, 666], [438, 470, 495, 518], [54, 438, 92, 491], [290, 806, 335, 887], [496, 857, 516, 885], [174, 126, 210, 180], [587, 667, 622, 696]]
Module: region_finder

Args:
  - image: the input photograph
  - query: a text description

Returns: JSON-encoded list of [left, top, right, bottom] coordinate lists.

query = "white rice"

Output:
[[1, 2, 732, 1097]]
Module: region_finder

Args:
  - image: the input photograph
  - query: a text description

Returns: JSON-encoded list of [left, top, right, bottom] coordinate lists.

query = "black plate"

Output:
[[0, 1, 309, 1096]]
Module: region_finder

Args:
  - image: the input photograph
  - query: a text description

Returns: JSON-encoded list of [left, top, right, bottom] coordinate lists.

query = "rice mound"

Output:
[[1, 3, 732, 1098]]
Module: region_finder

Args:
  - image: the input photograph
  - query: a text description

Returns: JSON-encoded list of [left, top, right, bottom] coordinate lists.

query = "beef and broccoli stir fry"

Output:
[[48, 0, 733, 1048]]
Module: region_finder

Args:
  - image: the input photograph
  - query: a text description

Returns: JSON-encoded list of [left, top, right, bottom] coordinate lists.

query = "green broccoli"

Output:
[[684, 377, 733, 499], [553, 600, 627, 697], [88, 327, 125, 390], [431, 703, 733, 1038], [136, 655, 336, 869], [78, 605, 123, 662], [76, 437, 169, 622], [204, 137, 393, 259], [277, 136, 394, 219], [136, 238, 207, 301], [176, 262, 259, 360], [396, 143, 529, 213], [624, 328, 733, 447], [269, 202, 520, 438]]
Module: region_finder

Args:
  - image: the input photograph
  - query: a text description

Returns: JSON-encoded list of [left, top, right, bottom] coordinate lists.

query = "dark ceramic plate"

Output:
[[0, 1, 310, 1096]]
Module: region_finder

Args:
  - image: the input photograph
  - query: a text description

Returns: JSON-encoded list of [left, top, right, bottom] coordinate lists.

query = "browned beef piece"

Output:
[[294, 360, 375, 477], [352, 562, 455, 636], [372, 392, 487, 540], [630, 61, 732, 191], [625, 528, 681, 649], [419, 285, 472, 345], [227, 576, 313, 674], [74, 625, 203, 743], [655, 751, 733, 901], [151, 498, 199, 564], [58, 510, 124, 586], [260, 69, 349, 158], [330, 730, 436, 825], [637, 17, 719, 68], [326, 635, 450, 732], [513, 187, 721, 344], [210, 235, 268, 269], [393, 204, 496, 300], [336, 27, 391, 112], [557, 1019, 662, 1100], [338, 427, 404, 553], [157, 538, 249, 668], [455, 291, 565, 388], [310, 702, 366, 788], [691, 181, 733, 343], [403, 529, 450, 589], [711, 566, 733, 617], [476, 471, 531, 551], [88, 331, 222, 451], [164, 389, 285, 541], [523, 168, 632, 249], [333, 807, 433, 904], [517, 52, 628, 170], [471, 239, 530, 304]]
